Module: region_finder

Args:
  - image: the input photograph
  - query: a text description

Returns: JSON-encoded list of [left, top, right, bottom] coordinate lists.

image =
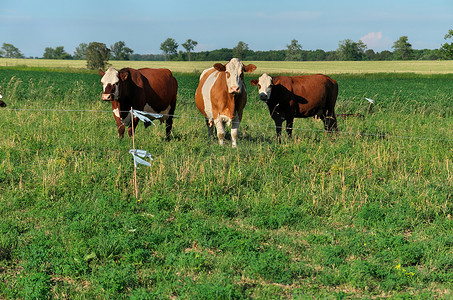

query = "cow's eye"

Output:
[[258, 84, 261, 89], [225, 71, 230, 78]]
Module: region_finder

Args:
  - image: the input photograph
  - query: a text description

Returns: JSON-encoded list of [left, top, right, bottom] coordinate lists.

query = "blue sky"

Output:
[[1, 0, 452, 57]]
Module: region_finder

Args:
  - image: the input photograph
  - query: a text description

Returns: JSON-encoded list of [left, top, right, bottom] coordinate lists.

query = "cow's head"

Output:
[[213, 58, 256, 94], [250, 73, 275, 101], [99, 67, 120, 101]]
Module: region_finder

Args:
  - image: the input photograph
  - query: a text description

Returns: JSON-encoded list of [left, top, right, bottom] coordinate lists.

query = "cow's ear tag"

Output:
[[120, 71, 129, 81]]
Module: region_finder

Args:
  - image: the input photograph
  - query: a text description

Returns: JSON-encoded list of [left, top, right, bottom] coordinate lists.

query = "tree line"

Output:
[[1, 29, 453, 70]]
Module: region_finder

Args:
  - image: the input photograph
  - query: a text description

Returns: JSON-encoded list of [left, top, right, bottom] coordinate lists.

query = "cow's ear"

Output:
[[272, 78, 281, 85], [99, 69, 105, 77], [119, 69, 129, 81], [244, 64, 257, 73], [128, 68, 144, 88], [213, 63, 226, 72], [250, 79, 258, 86]]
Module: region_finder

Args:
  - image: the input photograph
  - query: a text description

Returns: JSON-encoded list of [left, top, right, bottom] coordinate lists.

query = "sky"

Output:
[[1, 0, 452, 58]]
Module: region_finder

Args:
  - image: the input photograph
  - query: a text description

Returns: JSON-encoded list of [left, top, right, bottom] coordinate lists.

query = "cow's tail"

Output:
[[165, 77, 178, 140]]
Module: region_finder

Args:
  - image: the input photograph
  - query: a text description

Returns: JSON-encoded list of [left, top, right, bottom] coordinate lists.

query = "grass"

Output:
[[0, 65, 452, 298]]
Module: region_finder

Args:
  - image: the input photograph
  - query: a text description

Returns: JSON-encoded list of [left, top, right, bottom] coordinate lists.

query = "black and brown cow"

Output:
[[251, 73, 338, 141], [99, 67, 178, 139]]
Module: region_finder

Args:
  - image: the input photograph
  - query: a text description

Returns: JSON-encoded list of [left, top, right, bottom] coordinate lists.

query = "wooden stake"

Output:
[[131, 107, 138, 199]]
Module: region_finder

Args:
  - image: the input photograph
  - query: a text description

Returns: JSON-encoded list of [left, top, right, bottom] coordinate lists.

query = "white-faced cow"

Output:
[[251, 73, 338, 141], [99, 67, 178, 139], [195, 58, 256, 147], [0, 93, 5, 107]]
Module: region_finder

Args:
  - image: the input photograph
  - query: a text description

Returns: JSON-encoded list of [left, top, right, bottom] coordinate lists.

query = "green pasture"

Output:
[[0, 66, 452, 298], [1, 57, 453, 74]]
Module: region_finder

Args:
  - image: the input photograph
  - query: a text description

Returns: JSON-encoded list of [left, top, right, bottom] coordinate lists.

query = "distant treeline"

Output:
[[130, 48, 441, 62]]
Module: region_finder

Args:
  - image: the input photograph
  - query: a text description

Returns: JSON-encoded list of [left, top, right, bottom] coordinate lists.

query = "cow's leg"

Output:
[[323, 110, 338, 133], [112, 115, 125, 138], [165, 104, 176, 141], [274, 119, 283, 143], [231, 114, 240, 148], [127, 117, 139, 137], [165, 116, 173, 141], [215, 119, 226, 146], [112, 102, 124, 138], [117, 124, 125, 138], [205, 119, 214, 139], [286, 118, 294, 138]]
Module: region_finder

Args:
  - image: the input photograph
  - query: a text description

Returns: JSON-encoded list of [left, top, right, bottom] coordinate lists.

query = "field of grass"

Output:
[[2, 57, 453, 74], [0, 65, 452, 298]]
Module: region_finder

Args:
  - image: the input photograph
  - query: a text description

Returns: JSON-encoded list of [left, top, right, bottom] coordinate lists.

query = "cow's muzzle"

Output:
[[229, 86, 241, 94], [102, 93, 114, 101], [259, 93, 270, 101]]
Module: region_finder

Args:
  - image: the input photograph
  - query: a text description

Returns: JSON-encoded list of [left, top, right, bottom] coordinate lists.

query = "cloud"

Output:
[[360, 32, 392, 51]]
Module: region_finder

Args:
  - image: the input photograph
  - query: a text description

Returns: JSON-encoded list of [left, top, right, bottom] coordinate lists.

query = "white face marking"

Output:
[[257, 73, 273, 100], [225, 58, 244, 94], [101, 67, 120, 99]]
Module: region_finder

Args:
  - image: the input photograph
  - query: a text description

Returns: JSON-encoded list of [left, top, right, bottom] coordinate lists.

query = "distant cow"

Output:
[[250, 73, 338, 141], [99, 67, 178, 139], [195, 58, 256, 147], [0, 93, 5, 107]]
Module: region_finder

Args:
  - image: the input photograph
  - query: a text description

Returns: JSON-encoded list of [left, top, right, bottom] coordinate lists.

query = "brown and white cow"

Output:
[[0, 93, 5, 107], [195, 58, 256, 147], [99, 67, 178, 139], [251, 73, 338, 141]]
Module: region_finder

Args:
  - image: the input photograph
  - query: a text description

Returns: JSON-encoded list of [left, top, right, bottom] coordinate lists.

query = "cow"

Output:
[[99, 67, 178, 139], [0, 93, 5, 107], [250, 73, 338, 141], [195, 58, 256, 147]]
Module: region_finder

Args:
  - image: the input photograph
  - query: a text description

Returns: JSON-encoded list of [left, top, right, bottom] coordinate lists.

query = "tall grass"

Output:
[[0, 67, 452, 298]]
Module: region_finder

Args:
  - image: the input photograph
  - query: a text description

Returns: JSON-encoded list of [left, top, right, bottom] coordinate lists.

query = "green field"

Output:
[[2, 57, 453, 74], [0, 65, 452, 298]]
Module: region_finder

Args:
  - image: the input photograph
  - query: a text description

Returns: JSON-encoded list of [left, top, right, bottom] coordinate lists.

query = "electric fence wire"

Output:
[[1, 107, 453, 143]]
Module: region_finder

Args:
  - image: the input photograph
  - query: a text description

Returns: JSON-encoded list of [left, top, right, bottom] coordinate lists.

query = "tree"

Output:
[[233, 41, 249, 60], [182, 39, 198, 61], [440, 29, 453, 59], [1, 43, 24, 58], [160, 38, 178, 61], [286, 39, 303, 61], [43, 46, 71, 59], [43, 47, 55, 59], [73, 43, 88, 60], [364, 49, 377, 61], [392, 36, 413, 60], [337, 39, 366, 61], [86, 42, 109, 70], [110, 41, 133, 60]]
